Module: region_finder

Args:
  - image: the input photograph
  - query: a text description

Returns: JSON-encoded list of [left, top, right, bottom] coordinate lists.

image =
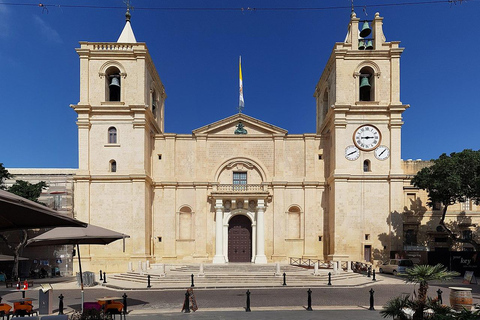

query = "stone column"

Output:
[[213, 199, 226, 264], [313, 262, 319, 276], [255, 199, 267, 264]]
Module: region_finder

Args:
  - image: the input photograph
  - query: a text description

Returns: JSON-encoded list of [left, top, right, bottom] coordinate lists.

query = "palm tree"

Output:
[[380, 295, 411, 320], [404, 264, 459, 320]]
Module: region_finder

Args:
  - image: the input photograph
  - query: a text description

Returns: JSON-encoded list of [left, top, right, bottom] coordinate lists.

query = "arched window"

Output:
[[178, 206, 192, 239], [363, 160, 371, 172], [110, 160, 117, 173], [106, 67, 121, 102], [359, 67, 374, 101], [288, 206, 301, 239], [322, 89, 329, 119], [108, 127, 117, 144], [151, 89, 157, 118]]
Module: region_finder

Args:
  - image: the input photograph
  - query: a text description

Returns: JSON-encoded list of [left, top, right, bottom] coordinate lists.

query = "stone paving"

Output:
[[1, 264, 479, 319]]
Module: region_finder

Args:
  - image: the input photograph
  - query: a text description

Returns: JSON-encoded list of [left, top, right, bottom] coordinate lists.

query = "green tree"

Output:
[[411, 149, 480, 250], [0, 163, 12, 190], [8, 180, 47, 203], [405, 264, 459, 320]]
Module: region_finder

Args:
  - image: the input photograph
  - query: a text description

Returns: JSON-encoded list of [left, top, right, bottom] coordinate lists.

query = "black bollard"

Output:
[[282, 272, 287, 286], [58, 294, 64, 315], [369, 288, 375, 310], [182, 290, 190, 313], [0, 296, 2, 303], [99, 270, 103, 281], [372, 269, 376, 281], [367, 266, 371, 278], [147, 275, 151, 288], [306, 289, 313, 311], [22, 290, 25, 298], [246, 290, 251, 312], [437, 289, 443, 305], [328, 272, 332, 286], [103, 272, 107, 284], [191, 274, 195, 287], [122, 293, 128, 314]]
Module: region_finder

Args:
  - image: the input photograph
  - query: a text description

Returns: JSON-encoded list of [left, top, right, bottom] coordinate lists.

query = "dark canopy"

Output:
[[26, 224, 129, 246], [0, 190, 87, 231]]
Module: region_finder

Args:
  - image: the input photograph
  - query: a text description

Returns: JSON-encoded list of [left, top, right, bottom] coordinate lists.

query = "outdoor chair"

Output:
[[0, 303, 12, 319], [83, 302, 102, 311], [13, 301, 37, 317], [105, 302, 125, 320]]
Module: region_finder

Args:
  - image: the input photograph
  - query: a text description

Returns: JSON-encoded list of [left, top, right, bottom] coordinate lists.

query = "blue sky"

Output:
[[0, 0, 479, 168]]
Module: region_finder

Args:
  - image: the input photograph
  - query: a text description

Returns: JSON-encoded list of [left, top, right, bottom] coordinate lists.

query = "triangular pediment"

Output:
[[192, 113, 288, 136]]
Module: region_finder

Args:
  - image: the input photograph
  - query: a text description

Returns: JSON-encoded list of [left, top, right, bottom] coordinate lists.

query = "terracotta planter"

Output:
[[449, 287, 473, 311]]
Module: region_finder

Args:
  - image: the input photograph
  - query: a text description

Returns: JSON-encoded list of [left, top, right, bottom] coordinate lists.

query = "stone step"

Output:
[[109, 271, 361, 284], [151, 264, 312, 274]]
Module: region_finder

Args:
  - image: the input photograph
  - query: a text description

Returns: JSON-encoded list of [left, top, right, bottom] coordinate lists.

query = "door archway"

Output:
[[228, 215, 252, 262]]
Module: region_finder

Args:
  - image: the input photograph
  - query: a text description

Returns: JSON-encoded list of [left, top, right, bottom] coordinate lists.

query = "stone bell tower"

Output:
[[71, 10, 166, 271], [315, 12, 409, 263]]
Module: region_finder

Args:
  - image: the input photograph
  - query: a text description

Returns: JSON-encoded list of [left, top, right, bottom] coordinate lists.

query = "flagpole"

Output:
[[239, 56, 244, 113]]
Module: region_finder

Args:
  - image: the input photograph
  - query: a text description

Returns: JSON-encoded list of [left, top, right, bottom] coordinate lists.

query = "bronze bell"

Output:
[[358, 40, 365, 50], [365, 40, 373, 50], [360, 21, 371, 38], [109, 76, 120, 87], [360, 76, 371, 88]]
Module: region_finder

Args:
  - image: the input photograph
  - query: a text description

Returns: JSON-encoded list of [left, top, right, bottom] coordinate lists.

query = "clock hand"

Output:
[[347, 151, 357, 156], [362, 136, 374, 140], [379, 149, 386, 156]]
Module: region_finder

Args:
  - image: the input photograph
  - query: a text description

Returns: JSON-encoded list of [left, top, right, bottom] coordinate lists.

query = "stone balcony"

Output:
[[210, 184, 270, 201]]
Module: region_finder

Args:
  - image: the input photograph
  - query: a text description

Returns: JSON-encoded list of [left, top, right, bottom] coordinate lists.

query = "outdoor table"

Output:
[[97, 297, 122, 303], [8, 297, 37, 303]]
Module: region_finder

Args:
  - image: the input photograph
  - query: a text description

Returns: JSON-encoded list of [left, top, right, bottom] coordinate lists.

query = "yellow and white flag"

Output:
[[239, 56, 244, 111]]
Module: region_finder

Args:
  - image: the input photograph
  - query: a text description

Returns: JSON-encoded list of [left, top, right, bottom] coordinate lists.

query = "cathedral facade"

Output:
[[68, 12, 477, 273]]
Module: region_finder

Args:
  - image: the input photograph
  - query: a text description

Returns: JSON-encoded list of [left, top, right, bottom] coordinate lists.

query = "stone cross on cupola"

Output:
[[117, 1, 137, 43]]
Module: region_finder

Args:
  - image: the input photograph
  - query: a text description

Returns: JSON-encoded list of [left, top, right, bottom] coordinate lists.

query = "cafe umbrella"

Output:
[[0, 190, 87, 231], [26, 224, 129, 311]]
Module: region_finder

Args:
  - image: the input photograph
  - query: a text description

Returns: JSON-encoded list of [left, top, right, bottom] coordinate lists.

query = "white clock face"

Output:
[[353, 125, 381, 151], [345, 145, 360, 161], [374, 146, 390, 160]]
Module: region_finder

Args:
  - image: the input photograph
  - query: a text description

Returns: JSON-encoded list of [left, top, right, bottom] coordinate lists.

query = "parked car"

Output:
[[379, 259, 414, 275]]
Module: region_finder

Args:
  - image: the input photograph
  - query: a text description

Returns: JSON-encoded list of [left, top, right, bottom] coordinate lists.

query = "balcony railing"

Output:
[[213, 184, 267, 193]]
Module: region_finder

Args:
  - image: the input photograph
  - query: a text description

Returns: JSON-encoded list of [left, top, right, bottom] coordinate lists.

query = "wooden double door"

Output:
[[228, 215, 252, 262]]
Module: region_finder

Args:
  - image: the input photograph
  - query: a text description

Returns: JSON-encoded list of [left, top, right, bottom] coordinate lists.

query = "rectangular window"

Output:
[[233, 172, 247, 191], [461, 198, 471, 211], [404, 228, 418, 246], [462, 230, 473, 240]]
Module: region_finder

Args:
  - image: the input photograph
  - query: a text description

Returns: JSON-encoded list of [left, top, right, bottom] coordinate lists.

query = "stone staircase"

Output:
[[108, 264, 371, 289]]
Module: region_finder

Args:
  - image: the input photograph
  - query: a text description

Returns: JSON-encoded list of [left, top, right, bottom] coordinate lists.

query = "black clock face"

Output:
[[353, 125, 381, 151]]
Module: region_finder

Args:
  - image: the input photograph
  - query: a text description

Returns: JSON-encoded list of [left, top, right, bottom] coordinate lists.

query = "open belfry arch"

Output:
[[71, 9, 408, 272]]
